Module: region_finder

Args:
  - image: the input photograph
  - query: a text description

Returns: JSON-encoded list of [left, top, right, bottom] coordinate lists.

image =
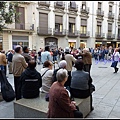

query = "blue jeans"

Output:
[[0, 65, 4, 70]]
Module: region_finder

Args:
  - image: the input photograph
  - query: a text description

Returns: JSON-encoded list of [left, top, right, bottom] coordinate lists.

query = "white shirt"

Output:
[[113, 52, 120, 61]]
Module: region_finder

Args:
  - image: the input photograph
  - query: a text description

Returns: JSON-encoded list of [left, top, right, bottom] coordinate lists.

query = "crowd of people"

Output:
[[0, 44, 120, 118]]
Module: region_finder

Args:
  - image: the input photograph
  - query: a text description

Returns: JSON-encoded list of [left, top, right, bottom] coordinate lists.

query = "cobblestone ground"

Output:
[[0, 59, 120, 118]]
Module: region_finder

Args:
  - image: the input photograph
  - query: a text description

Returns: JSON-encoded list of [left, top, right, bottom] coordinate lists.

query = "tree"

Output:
[[0, 1, 19, 31]]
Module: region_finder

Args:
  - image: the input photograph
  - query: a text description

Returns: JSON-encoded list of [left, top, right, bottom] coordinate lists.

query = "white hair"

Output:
[[56, 69, 68, 82], [59, 60, 67, 68]]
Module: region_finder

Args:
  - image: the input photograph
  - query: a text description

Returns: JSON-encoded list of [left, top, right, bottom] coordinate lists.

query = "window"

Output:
[[109, 5, 112, 13], [98, 2, 101, 10], [119, 8, 120, 15], [118, 26, 120, 35], [55, 23, 63, 32], [80, 26, 87, 33], [69, 23, 75, 33], [82, 1, 86, 9], [96, 21, 101, 33]]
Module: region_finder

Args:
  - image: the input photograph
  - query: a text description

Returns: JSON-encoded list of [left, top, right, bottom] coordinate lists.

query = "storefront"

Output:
[[68, 40, 76, 48], [12, 35, 29, 49], [80, 40, 86, 49]]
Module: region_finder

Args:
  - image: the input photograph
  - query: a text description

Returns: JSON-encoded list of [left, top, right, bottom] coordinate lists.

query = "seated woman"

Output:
[[70, 59, 94, 111], [48, 69, 83, 118], [20, 60, 42, 98], [41, 60, 53, 93]]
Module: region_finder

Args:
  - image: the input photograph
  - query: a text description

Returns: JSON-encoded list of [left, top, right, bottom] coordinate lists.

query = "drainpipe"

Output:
[[114, 1, 117, 47], [91, 2, 94, 48]]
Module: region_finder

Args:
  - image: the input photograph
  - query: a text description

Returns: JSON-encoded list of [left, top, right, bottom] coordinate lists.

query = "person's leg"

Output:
[[14, 76, 21, 100], [4, 65, 6, 76], [9, 62, 12, 74], [73, 110, 83, 118], [65, 71, 71, 87]]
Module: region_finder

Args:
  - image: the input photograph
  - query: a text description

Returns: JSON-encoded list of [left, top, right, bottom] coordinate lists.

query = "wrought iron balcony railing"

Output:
[[79, 31, 90, 38], [68, 2, 78, 12], [108, 12, 114, 19], [53, 28, 66, 36], [66, 30, 78, 37], [97, 9, 104, 17], [37, 27, 52, 35], [107, 33, 115, 39], [80, 6, 89, 14], [95, 32, 105, 38]]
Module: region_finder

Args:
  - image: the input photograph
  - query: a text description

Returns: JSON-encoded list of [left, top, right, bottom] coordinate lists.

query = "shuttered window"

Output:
[[109, 5, 112, 12], [118, 25, 120, 29], [39, 13, 48, 30], [15, 7, 25, 30], [108, 23, 112, 31], [81, 19, 87, 26], [55, 15, 63, 24], [98, 2, 101, 9], [69, 17, 75, 23]]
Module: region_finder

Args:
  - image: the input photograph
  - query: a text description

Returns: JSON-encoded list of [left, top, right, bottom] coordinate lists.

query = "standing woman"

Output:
[[111, 48, 120, 73]]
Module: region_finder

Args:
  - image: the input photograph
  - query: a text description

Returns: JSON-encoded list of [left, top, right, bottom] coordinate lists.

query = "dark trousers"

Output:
[[65, 71, 71, 87], [114, 61, 118, 72], [14, 76, 22, 100], [84, 64, 91, 75], [4, 65, 6, 76], [74, 107, 83, 118]]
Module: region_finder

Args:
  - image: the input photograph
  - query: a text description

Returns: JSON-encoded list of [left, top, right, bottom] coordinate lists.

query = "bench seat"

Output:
[[14, 93, 91, 118]]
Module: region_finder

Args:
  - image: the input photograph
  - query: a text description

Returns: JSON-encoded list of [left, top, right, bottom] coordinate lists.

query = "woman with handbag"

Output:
[[111, 48, 120, 73]]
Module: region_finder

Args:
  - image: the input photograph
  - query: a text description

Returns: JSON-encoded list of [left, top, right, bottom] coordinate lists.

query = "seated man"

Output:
[[70, 59, 94, 111], [20, 60, 42, 98]]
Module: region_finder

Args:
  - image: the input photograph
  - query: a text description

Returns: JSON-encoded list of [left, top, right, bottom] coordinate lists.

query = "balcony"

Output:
[[68, 2, 78, 12], [79, 31, 90, 38], [108, 12, 114, 19], [117, 34, 120, 40], [97, 10, 104, 17], [38, 1, 50, 7], [67, 30, 78, 37], [80, 7, 89, 14], [37, 27, 52, 36], [53, 29, 66, 36], [54, 2, 65, 10], [107, 33, 115, 39], [95, 32, 105, 39]]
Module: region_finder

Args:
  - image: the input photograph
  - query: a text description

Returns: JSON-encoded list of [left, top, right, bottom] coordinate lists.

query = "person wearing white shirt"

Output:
[[112, 48, 120, 73]]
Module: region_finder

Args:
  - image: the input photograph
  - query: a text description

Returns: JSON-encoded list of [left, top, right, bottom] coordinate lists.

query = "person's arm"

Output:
[[56, 89, 76, 113], [3, 55, 7, 64], [38, 73, 42, 88], [71, 55, 77, 63], [21, 56, 28, 68]]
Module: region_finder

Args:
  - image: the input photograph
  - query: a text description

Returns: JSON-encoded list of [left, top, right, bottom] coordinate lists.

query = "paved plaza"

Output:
[[0, 59, 120, 118]]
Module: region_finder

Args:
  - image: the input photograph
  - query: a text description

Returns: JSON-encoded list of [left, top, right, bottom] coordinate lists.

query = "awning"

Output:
[[68, 40, 76, 42]]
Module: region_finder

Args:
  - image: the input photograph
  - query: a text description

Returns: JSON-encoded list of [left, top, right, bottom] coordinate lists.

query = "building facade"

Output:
[[0, 1, 120, 52]]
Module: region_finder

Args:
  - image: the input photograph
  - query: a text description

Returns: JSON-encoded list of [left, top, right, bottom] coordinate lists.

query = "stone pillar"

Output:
[[3, 31, 9, 52], [8, 34, 12, 50], [29, 35, 32, 50]]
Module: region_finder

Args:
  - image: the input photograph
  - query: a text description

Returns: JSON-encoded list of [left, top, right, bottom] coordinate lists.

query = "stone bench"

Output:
[[14, 93, 91, 118]]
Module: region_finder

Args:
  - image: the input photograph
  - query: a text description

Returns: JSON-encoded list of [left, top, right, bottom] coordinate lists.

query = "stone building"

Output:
[[0, 1, 120, 52]]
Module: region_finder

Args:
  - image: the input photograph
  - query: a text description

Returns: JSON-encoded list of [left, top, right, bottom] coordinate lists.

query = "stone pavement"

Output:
[[0, 59, 120, 118]]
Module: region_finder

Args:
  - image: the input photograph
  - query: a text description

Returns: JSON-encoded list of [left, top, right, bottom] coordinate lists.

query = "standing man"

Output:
[[12, 45, 28, 100], [64, 47, 76, 87], [79, 48, 92, 75], [38, 48, 42, 65], [0, 50, 7, 75], [7, 50, 14, 74], [41, 46, 51, 65], [22, 46, 32, 63]]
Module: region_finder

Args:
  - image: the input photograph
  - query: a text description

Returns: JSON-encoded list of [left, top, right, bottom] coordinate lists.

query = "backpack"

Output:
[[0, 70, 15, 102]]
